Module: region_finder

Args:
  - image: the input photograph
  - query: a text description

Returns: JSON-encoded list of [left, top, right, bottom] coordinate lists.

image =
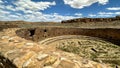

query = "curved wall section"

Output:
[[16, 27, 120, 45]]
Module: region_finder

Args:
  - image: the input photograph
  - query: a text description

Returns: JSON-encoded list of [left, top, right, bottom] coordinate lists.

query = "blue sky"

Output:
[[0, 0, 120, 22]]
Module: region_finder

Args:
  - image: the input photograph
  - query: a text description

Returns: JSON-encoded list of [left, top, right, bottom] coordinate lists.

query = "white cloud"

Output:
[[87, 11, 120, 18], [88, 14, 96, 17], [0, 10, 11, 14], [98, 14, 112, 17], [14, 0, 56, 11], [74, 13, 82, 17], [0, 9, 79, 22], [115, 12, 120, 15], [50, 13, 79, 22], [98, 0, 109, 5], [24, 10, 33, 14], [0, 0, 80, 22], [0, 0, 72, 22], [16, 13, 22, 16], [22, 12, 79, 22], [98, 12, 114, 15], [98, 12, 120, 15], [92, 12, 120, 17], [0, 0, 3, 3], [0, 0, 56, 12], [63, 0, 108, 9], [0, 10, 22, 21], [9, 15, 19, 18], [6, 5, 16, 11], [107, 7, 120, 10]]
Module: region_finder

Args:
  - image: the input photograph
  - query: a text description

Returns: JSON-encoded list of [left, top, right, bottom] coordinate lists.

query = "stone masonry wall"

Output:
[[16, 27, 120, 45]]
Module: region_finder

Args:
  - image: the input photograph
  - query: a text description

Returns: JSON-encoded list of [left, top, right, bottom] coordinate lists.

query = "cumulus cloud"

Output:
[[0, 0, 77, 22], [107, 7, 120, 10], [0, 0, 81, 22], [0, 0, 56, 12], [14, 0, 56, 11], [63, 0, 108, 9]]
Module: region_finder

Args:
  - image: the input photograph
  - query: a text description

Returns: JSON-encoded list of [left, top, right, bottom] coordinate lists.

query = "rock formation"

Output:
[[61, 15, 120, 23]]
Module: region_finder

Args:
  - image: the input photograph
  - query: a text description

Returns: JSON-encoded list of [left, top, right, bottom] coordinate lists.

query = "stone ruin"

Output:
[[0, 16, 120, 68], [16, 27, 120, 45]]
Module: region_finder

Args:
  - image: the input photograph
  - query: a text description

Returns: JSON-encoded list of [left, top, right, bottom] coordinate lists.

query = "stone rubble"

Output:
[[36, 54, 48, 61]]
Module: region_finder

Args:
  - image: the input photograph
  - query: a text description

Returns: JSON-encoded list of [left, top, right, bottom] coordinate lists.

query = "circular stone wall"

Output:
[[39, 35, 120, 67], [16, 27, 120, 45]]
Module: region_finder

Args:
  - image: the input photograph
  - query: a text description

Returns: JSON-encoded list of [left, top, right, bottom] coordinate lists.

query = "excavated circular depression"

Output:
[[15, 27, 120, 66]]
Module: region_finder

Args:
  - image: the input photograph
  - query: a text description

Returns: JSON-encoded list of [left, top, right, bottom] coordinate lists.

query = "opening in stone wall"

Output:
[[29, 29, 35, 36], [44, 29, 47, 32]]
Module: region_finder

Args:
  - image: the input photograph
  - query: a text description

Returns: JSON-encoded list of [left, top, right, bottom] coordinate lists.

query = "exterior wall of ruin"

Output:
[[16, 27, 120, 45]]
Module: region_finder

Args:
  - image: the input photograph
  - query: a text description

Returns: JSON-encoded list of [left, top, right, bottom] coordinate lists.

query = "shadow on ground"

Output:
[[0, 54, 17, 68]]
